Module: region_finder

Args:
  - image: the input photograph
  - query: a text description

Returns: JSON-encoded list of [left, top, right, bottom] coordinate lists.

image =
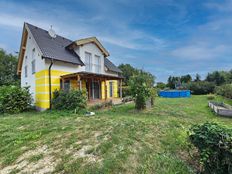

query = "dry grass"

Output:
[[0, 95, 231, 173]]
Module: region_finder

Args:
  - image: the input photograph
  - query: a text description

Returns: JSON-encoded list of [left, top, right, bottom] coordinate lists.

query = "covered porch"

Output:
[[60, 72, 123, 101]]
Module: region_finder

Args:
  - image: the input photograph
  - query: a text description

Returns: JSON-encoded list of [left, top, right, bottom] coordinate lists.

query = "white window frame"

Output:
[[85, 52, 92, 72], [25, 65, 28, 78], [94, 55, 101, 73], [31, 59, 36, 74]]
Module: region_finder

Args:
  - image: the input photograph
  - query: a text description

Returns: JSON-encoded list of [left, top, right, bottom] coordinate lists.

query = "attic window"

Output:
[[32, 48, 35, 59]]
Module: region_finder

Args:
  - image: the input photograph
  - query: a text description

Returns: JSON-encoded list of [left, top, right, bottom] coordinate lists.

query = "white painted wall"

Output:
[[75, 43, 104, 74], [21, 26, 45, 102], [44, 59, 82, 73]]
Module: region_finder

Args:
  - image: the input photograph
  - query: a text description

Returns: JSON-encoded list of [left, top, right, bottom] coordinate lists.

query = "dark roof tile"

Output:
[[26, 23, 84, 65], [104, 57, 122, 73]]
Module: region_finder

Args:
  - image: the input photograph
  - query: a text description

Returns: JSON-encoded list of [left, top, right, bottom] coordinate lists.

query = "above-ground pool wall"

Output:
[[159, 90, 191, 98]]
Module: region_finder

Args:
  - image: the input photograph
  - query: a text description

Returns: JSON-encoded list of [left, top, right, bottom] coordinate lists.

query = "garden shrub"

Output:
[[189, 122, 232, 174], [52, 89, 87, 112], [207, 94, 215, 100], [215, 84, 232, 99], [150, 87, 157, 106], [188, 81, 215, 95], [122, 86, 131, 97], [129, 72, 152, 110], [0, 86, 32, 114]]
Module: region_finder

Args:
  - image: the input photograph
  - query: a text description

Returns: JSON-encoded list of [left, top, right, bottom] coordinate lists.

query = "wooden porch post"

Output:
[[80, 80, 82, 90], [88, 79, 91, 100], [77, 75, 82, 90]]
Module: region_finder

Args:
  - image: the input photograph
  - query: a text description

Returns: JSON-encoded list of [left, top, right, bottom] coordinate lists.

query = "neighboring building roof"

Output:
[[26, 23, 84, 65], [104, 57, 122, 73], [67, 37, 110, 57]]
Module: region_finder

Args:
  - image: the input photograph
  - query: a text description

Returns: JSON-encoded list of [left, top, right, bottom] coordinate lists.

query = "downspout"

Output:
[[48, 59, 53, 110]]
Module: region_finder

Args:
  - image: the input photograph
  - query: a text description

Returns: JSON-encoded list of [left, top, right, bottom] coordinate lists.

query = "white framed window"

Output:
[[94, 55, 101, 73], [31, 60, 36, 74], [24, 66, 28, 78], [32, 48, 35, 59], [85, 52, 92, 72]]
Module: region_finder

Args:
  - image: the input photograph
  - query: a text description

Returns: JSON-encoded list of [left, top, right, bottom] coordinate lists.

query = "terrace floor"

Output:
[[87, 98, 122, 106]]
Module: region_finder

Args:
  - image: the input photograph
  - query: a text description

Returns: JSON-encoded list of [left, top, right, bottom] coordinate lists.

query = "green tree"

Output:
[[206, 71, 226, 85], [118, 64, 138, 86], [0, 49, 19, 86], [118, 63, 155, 87], [129, 71, 152, 110], [156, 82, 166, 89], [167, 76, 179, 89], [194, 73, 201, 82], [180, 74, 192, 83]]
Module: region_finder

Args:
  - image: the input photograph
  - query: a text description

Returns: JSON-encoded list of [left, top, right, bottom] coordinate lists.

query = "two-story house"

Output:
[[17, 23, 123, 111]]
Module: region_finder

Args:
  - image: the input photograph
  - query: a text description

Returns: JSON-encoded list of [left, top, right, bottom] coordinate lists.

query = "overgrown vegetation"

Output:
[[188, 81, 215, 95], [0, 49, 19, 86], [129, 71, 152, 110], [215, 84, 232, 99], [0, 95, 231, 173], [52, 89, 87, 112], [0, 86, 32, 114], [118, 64, 155, 99], [189, 122, 232, 174]]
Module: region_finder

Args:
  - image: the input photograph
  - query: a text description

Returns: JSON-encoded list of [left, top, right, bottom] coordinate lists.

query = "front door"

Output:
[[92, 81, 100, 99], [109, 81, 113, 97]]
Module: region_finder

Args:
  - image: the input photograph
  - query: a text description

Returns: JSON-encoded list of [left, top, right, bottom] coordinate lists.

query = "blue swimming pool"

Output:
[[159, 90, 191, 98]]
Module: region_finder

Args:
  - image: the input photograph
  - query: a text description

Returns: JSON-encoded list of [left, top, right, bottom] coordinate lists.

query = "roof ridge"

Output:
[[25, 22, 74, 43]]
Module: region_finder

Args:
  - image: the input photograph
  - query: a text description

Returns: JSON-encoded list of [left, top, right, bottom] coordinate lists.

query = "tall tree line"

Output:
[[0, 49, 19, 86]]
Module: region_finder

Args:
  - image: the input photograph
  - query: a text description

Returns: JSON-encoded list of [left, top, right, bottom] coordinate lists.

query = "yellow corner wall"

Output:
[[35, 69, 70, 109]]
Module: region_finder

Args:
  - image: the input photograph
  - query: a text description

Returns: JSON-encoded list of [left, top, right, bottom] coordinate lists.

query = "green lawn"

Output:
[[0, 95, 231, 174]]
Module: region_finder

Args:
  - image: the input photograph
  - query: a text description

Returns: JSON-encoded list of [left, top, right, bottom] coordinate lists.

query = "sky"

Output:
[[0, 0, 232, 82]]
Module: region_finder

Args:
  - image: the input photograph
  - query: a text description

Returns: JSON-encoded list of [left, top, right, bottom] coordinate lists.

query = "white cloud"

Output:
[[0, 0, 167, 51], [0, 43, 7, 50], [171, 43, 229, 60]]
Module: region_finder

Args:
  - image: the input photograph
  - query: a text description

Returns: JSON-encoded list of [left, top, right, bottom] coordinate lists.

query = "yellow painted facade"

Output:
[[35, 69, 70, 109], [35, 69, 120, 110]]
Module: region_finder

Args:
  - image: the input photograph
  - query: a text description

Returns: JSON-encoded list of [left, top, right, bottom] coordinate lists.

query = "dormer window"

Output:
[[85, 52, 92, 72], [94, 55, 101, 73]]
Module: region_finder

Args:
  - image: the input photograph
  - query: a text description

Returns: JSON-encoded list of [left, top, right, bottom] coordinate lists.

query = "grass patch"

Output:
[[28, 153, 44, 163], [0, 95, 231, 173]]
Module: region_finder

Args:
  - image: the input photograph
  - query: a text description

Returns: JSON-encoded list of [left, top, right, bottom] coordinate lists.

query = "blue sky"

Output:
[[0, 0, 232, 82]]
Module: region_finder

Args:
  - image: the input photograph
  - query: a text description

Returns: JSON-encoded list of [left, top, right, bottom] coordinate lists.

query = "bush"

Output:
[[215, 84, 232, 99], [122, 86, 131, 97], [207, 94, 215, 100], [189, 122, 232, 174], [188, 81, 215, 95], [52, 89, 87, 112], [0, 86, 32, 114], [129, 73, 152, 110]]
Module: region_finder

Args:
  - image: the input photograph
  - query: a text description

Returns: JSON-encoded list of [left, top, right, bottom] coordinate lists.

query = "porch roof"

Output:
[[60, 71, 123, 80]]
